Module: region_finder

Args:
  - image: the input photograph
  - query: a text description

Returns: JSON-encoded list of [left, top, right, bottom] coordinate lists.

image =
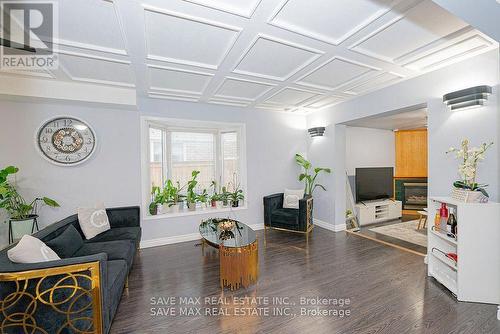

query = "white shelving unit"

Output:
[[355, 199, 402, 226], [428, 196, 500, 315]]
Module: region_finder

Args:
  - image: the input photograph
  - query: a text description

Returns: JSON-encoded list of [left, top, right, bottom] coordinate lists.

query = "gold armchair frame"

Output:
[[0, 261, 102, 334], [264, 196, 314, 244]]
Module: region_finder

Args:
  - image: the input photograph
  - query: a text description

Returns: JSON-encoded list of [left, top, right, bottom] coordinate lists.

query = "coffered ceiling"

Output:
[[0, 0, 497, 113]]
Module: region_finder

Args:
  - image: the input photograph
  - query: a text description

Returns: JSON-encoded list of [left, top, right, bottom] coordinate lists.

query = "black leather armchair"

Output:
[[263, 193, 313, 240]]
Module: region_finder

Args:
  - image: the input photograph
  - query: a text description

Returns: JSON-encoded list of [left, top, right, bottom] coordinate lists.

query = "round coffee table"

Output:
[[199, 218, 258, 290]]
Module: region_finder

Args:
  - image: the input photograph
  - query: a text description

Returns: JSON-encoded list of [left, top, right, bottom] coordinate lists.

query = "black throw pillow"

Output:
[[45, 225, 84, 258]]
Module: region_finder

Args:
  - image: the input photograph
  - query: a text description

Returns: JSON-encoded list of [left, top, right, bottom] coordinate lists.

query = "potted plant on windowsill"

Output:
[[149, 185, 163, 215], [164, 180, 185, 213], [220, 186, 229, 207], [197, 189, 209, 209], [209, 181, 220, 208], [229, 188, 244, 208], [0, 166, 60, 238], [186, 170, 200, 211]]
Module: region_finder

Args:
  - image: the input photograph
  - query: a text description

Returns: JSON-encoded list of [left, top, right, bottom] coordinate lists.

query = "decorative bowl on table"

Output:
[[219, 220, 235, 231]]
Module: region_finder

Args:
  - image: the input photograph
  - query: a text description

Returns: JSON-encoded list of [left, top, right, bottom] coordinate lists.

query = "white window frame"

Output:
[[141, 116, 247, 219]]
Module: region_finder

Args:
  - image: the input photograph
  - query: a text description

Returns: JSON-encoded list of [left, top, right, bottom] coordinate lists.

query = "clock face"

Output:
[[37, 117, 96, 166]]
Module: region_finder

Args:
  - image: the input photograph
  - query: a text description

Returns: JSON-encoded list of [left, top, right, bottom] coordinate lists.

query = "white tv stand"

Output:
[[355, 199, 402, 226]]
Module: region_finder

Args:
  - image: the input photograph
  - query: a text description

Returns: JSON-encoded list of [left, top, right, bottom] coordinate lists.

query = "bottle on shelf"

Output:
[[447, 207, 457, 238], [439, 203, 448, 232], [434, 209, 441, 232]]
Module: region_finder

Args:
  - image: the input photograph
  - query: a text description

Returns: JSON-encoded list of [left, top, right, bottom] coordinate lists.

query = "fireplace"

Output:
[[402, 182, 428, 210]]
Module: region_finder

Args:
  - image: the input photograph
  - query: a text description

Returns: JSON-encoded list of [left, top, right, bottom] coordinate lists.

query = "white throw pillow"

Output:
[[283, 189, 304, 209], [77, 203, 111, 239], [8, 235, 60, 263]]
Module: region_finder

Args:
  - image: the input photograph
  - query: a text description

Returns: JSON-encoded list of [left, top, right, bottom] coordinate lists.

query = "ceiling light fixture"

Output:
[[308, 127, 325, 137], [443, 85, 492, 111]]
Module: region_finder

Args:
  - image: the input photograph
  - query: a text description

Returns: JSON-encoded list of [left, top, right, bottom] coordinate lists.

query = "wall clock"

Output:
[[36, 117, 96, 166]]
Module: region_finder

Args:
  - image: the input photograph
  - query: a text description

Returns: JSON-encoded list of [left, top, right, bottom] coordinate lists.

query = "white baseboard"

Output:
[[140, 223, 265, 249], [314, 219, 346, 232], [140, 233, 200, 249]]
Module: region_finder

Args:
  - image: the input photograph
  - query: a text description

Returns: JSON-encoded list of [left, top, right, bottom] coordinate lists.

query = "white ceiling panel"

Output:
[[149, 92, 199, 102], [404, 35, 493, 71], [144, 6, 240, 69], [270, 0, 393, 45], [58, 0, 126, 54], [297, 57, 376, 90], [149, 66, 212, 95], [5, 0, 497, 114], [59, 53, 135, 87], [214, 77, 274, 101], [183, 0, 262, 18], [265, 88, 320, 106], [208, 98, 251, 107], [305, 96, 345, 109], [343, 72, 403, 95], [233, 36, 322, 81], [351, 1, 468, 63]]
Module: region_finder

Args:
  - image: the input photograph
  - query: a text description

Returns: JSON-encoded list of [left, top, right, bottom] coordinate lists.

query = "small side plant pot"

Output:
[[211, 200, 217, 208], [157, 204, 165, 215], [187, 202, 197, 211], [149, 203, 158, 216], [231, 201, 239, 208], [170, 203, 181, 213]]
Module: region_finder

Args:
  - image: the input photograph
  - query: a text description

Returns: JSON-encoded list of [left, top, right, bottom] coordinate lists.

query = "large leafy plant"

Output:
[[295, 154, 331, 196], [0, 166, 59, 220]]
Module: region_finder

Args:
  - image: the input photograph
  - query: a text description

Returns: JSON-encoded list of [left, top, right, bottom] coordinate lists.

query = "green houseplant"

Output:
[[197, 189, 209, 208], [166, 180, 185, 213], [295, 154, 331, 196], [220, 186, 230, 207], [149, 185, 162, 215], [0, 166, 60, 236], [209, 181, 219, 208], [186, 170, 200, 211], [229, 188, 244, 208]]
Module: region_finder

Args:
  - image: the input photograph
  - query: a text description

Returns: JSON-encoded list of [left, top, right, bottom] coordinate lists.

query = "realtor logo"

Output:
[[0, 1, 58, 69]]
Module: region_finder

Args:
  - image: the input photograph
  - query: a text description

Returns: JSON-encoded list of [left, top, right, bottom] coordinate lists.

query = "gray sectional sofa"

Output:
[[0, 206, 141, 334]]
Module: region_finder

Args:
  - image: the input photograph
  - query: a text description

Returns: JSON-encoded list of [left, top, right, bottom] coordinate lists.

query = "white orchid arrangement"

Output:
[[446, 139, 493, 197]]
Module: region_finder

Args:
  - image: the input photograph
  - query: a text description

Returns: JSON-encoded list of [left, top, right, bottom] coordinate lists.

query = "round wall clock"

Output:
[[36, 117, 96, 166]]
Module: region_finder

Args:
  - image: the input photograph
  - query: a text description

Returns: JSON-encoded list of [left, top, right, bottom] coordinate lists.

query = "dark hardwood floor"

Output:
[[111, 227, 499, 334]]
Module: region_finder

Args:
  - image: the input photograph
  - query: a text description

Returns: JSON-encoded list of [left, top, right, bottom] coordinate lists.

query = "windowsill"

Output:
[[143, 205, 248, 220]]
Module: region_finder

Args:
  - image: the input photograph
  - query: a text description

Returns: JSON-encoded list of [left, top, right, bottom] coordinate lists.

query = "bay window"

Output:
[[144, 118, 245, 215]]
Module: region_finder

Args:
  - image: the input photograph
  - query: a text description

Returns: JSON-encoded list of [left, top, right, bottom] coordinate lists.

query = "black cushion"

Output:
[[271, 208, 299, 226], [85, 227, 141, 245], [45, 225, 84, 258], [74, 240, 136, 269]]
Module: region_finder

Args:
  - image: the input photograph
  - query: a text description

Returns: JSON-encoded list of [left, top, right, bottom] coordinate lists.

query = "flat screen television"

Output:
[[355, 167, 394, 202]]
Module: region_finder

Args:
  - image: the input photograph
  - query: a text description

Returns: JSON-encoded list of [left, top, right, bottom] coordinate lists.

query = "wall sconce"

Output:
[[308, 127, 325, 137], [443, 85, 492, 111]]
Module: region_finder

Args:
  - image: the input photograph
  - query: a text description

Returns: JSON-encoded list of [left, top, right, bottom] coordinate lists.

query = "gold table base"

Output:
[[219, 241, 258, 290]]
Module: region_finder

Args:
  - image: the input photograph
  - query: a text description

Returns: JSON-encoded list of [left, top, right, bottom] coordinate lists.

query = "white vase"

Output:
[[216, 201, 224, 209], [451, 187, 489, 203], [170, 204, 180, 213]]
